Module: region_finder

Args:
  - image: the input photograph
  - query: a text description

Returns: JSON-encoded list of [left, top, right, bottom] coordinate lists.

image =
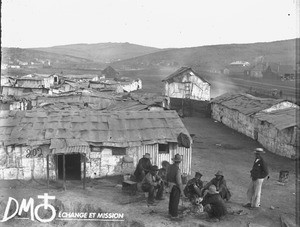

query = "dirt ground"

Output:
[[0, 115, 297, 227]]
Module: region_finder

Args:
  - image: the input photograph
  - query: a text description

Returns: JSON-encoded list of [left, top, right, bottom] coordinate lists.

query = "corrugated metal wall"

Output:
[[136, 143, 192, 175]]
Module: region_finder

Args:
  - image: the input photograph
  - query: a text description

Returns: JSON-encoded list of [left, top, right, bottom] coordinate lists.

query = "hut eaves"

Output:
[[211, 93, 285, 116]]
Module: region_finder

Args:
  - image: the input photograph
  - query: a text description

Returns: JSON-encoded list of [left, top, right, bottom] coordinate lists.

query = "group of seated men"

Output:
[[184, 171, 231, 219], [133, 153, 231, 219]]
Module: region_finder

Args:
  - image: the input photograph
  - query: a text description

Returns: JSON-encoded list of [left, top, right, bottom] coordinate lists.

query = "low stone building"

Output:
[[0, 110, 192, 180], [254, 107, 298, 158], [211, 93, 298, 158]]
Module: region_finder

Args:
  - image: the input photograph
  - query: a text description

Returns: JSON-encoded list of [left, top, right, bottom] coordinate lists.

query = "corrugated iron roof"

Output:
[[254, 107, 298, 130], [211, 93, 285, 115], [0, 110, 191, 149], [19, 81, 44, 88], [162, 67, 210, 84]]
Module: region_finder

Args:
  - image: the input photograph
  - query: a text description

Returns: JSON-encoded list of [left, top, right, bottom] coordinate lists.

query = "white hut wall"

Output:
[[257, 122, 296, 158], [164, 78, 210, 101], [164, 82, 186, 99], [188, 75, 210, 101], [88, 146, 138, 178], [0, 145, 55, 180]]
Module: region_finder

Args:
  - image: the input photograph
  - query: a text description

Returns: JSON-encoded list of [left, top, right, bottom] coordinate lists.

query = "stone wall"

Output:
[[0, 145, 55, 180], [211, 104, 255, 138], [257, 122, 296, 158]]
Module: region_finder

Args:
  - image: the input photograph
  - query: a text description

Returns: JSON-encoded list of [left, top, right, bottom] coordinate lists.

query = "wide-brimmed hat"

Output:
[[215, 171, 223, 177], [151, 165, 159, 172], [143, 153, 152, 159], [172, 154, 182, 162], [195, 172, 203, 178], [254, 148, 265, 154], [208, 185, 219, 194]]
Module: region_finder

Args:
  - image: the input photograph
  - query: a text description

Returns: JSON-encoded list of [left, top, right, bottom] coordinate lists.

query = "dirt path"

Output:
[[0, 115, 296, 227]]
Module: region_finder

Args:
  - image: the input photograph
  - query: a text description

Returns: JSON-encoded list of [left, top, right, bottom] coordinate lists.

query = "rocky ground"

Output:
[[0, 115, 297, 227]]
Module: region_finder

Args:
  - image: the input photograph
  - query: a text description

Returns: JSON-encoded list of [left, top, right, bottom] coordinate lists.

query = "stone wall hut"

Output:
[[0, 110, 192, 184], [254, 107, 298, 158], [162, 67, 211, 116], [211, 93, 298, 158]]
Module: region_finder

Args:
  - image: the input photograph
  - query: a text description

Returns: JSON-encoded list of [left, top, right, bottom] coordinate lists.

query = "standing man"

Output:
[[134, 153, 152, 182], [166, 154, 184, 219], [244, 148, 269, 209]]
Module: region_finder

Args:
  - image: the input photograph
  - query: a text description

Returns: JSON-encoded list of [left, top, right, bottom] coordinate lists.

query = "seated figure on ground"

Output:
[[201, 185, 227, 219], [158, 160, 170, 187], [202, 171, 231, 201], [141, 165, 164, 204], [134, 153, 152, 182], [184, 172, 203, 203]]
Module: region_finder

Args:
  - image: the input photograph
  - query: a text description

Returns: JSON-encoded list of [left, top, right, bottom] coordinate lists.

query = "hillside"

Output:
[[111, 39, 298, 70], [1, 47, 93, 65], [32, 42, 160, 63]]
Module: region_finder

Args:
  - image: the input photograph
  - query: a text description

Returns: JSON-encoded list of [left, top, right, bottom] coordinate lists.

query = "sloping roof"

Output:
[[255, 107, 298, 130], [102, 66, 119, 77], [105, 101, 148, 111], [0, 110, 191, 148], [19, 81, 44, 88], [130, 93, 165, 106], [162, 67, 210, 84], [211, 93, 285, 115]]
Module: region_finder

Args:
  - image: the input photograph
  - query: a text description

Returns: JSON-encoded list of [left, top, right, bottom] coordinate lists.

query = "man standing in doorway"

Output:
[[166, 154, 184, 219], [244, 148, 269, 209]]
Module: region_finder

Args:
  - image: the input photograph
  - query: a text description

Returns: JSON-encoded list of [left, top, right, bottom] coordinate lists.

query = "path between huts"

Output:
[[0, 115, 296, 227]]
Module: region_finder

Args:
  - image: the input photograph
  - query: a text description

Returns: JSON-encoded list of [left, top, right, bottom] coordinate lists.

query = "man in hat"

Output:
[[201, 185, 227, 219], [141, 165, 164, 204], [166, 154, 184, 218], [202, 171, 231, 201], [184, 172, 204, 202], [134, 153, 152, 182], [244, 148, 269, 209]]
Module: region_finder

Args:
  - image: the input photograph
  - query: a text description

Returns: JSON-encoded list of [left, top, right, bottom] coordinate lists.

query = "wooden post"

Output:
[[63, 154, 66, 190], [83, 154, 86, 190], [55, 155, 58, 181], [47, 155, 49, 190]]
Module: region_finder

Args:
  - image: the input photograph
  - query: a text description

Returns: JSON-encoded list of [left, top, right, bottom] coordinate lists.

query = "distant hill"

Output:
[[32, 42, 160, 63], [111, 39, 297, 70], [1, 47, 92, 65]]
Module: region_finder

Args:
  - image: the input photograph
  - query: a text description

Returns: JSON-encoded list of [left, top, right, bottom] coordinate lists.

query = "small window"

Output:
[[159, 144, 169, 154], [112, 147, 126, 156], [54, 76, 58, 83], [23, 88, 33, 93]]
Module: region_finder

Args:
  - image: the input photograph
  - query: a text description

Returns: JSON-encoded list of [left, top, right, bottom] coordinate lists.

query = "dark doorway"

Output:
[[57, 154, 81, 180]]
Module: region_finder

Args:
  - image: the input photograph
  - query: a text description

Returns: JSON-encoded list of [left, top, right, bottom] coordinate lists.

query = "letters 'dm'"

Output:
[[0, 193, 56, 223]]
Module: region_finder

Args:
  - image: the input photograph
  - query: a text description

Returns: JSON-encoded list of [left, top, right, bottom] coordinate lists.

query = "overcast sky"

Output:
[[1, 0, 299, 48]]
